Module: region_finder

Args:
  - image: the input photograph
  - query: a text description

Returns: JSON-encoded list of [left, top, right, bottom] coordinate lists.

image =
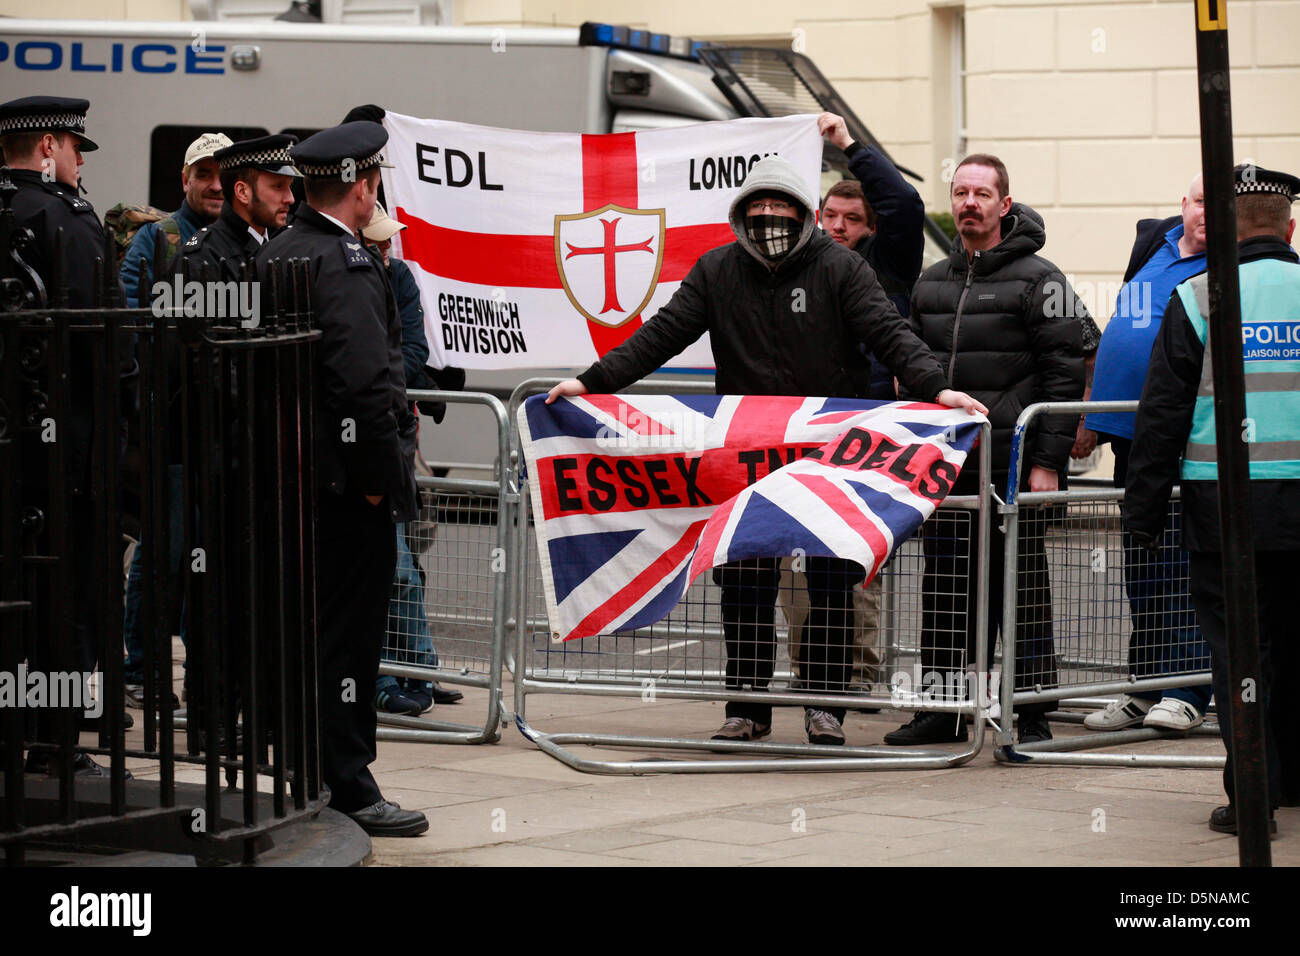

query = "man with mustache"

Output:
[[887, 154, 1090, 746]]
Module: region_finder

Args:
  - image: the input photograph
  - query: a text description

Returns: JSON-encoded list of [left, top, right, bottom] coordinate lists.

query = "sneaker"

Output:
[[1143, 697, 1204, 732], [124, 683, 146, 709], [1017, 713, 1053, 743], [1082, 694, 1152, 731], [1208, 805, 1277, 837], [883, 711, 968, 746], [124, 683, 180, 712], [402, 688, 434, 714], [710, 717, 771, 741], [374, 688, 424, 716], [804, 709, 845, 746]]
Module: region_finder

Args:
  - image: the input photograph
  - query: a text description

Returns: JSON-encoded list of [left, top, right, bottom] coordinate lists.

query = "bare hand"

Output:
[[934, 389, 988, 416], [1070, 421, 1097, 460], [817, 111, 853, 151], [545, 379, 588, 404], [1028, 466, 1058, 493], [364, 494, 383, 506]]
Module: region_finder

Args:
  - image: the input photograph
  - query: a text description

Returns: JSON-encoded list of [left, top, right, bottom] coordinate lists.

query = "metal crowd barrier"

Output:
[[1, 182, 327, 864], [375, 389, 511, 745], [995, 400, 1223, 769], [505, 378, 994, 773]]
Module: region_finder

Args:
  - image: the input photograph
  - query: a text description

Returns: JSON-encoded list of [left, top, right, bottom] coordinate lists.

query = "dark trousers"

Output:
[[920, 505, 1057, 715], [1189, 550, 1300, 809], [316, 490, 397, 814], [714, 556, 862, 725], [1110, 436, 1212, 710]]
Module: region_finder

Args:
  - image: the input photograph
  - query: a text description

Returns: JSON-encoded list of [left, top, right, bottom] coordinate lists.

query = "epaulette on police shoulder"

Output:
[[51, 187, 92, 212], [340, 236, 372, 270], [183, 227, 210, 250]]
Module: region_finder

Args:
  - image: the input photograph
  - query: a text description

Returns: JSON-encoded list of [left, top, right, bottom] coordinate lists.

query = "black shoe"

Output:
[[883, 711, 968, 746], [1208, 804, 1277, 836], [84, 709, 134, 731], [24, 751, 132, 779], [430, 682, 463, 705], [1017, 713, 1053, 744], [347, 800, 429, 837]]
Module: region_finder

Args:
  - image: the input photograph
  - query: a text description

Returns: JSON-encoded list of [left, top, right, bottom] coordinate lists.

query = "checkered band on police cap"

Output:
[[218, 146, 294, 171], [294, 149, 388, 178], [0, 110, 88, 137], [1233, 164, 1300, 202]]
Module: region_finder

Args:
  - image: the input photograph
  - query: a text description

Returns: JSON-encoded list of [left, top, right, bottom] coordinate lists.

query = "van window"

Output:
[[150, 125, 269, 210]]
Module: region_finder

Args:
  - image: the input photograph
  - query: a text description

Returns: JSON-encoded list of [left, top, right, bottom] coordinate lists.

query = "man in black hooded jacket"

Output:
[[548, 154, 985, 748]]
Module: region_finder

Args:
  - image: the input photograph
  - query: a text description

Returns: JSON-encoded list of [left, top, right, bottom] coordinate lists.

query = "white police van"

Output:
[[1, 17, 945, 470]]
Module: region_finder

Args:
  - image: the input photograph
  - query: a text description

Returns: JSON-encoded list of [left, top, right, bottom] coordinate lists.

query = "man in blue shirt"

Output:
[[1082, 175, 1213, 733]]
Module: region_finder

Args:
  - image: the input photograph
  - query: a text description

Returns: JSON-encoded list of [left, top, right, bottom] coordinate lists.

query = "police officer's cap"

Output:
[[0, 95, 98, 151], [1233, 164, 1300, 203], [215, 133, 301, 177], [290, 121, 393, 179]]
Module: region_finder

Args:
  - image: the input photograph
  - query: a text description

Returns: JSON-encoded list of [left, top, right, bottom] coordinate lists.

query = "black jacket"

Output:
[[9, 168, 134, 495], [174, 201, 263, 283], [843, 142, 926, 399], [578, 227, 947, 402], [1123, 215, 1182, 285], [255, 204, 416, 521], [908, 203, 1086, 479], [1123, 235, 1300, 553]]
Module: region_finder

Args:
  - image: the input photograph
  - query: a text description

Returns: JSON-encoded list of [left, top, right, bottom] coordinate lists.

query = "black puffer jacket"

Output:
[[908, 203, 1085, 478], [578, 156, 947, 402]]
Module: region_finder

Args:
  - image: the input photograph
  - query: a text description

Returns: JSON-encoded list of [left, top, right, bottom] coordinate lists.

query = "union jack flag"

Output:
[[519, 394, 984, 641]]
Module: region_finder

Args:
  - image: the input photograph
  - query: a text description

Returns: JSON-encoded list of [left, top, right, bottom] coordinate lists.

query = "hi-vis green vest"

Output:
[[1179, 258, 1300, 481]]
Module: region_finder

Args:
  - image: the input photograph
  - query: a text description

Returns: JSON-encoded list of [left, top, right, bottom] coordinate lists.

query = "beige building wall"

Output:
[[459, 0, 1299, 327]]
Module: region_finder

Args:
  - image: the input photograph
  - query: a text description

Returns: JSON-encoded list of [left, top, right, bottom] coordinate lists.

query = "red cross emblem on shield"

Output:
[[555, 204, 666, 329]]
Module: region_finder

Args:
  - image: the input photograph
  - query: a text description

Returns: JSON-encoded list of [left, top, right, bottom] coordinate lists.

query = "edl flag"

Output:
[[381, 113, 822, 370]]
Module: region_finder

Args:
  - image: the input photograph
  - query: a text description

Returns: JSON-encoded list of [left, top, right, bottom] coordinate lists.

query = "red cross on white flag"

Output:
[[381, 113, 823, 370]]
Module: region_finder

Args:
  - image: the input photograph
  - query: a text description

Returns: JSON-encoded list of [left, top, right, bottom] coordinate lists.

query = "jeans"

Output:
[[122, 464, 187, 684], [376, 522, 438, 696]]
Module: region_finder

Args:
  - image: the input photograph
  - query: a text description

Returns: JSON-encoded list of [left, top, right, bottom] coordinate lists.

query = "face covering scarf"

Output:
[[745, 213, 801, 259]]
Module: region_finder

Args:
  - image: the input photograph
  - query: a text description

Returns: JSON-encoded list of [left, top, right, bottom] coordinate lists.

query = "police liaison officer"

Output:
[[1, 96, 137, 776], [1123, 165, 1300, 834], [255, 122, 427, 837], [177, 134, 300, 279]]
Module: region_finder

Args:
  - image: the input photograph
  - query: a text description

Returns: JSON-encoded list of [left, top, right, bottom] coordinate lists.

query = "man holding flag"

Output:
[[547, 154, 985, 747]]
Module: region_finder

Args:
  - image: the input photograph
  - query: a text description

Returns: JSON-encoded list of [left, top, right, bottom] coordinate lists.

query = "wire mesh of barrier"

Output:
[[995, 401, 1222, 769], [375, 390, 510, 745], [507, 378, 993, 774]]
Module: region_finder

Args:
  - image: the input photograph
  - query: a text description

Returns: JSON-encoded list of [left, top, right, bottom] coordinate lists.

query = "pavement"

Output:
[[311, 682, 1299, 867]]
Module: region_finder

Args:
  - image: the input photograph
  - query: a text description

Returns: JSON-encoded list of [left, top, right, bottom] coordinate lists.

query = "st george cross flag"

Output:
[[518, 394, 985, 642], [381, 113, 822, 370]]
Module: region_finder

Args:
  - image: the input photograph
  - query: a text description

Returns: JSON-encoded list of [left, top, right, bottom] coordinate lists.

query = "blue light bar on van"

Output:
[[579, 21, 699, 60]]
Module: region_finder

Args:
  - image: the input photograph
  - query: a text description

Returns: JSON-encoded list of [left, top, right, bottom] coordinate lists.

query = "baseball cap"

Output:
[[362, 204, 406, 243], [183, 132, 234, 169]]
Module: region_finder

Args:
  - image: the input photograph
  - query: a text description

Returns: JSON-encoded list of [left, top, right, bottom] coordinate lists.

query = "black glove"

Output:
[[1127, 528, 1161, 554], [342, 104, 386, 124]]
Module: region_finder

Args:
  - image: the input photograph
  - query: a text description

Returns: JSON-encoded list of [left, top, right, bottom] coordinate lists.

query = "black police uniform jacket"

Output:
[[9, 167, 135, 494], [174, 201, 262, 282], [254, 203, 417, 521], [1123, 235, 1300, 554], [576, 228, 948, 403], [909, 203, 1086, 483]]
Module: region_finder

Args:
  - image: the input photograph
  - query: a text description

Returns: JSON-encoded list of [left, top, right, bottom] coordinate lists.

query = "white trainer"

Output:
[[1083, 694, 1153, 730], [1144, 697, 1204, 731]]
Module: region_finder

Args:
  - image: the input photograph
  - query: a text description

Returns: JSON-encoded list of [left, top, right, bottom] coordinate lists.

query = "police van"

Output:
[[0, 17, 946, 470]]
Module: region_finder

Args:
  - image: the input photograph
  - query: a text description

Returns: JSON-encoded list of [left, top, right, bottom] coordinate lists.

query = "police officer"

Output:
[[1124, 165, 1300, 834], [176, 134, 300, 280], [1, 95, 134, 775], [255, 122, 426, 837]]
